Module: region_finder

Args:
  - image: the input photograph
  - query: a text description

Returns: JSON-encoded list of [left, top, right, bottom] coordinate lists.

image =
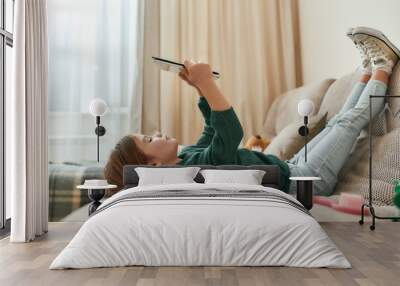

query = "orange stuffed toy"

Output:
[[244, 135, 270, 152]]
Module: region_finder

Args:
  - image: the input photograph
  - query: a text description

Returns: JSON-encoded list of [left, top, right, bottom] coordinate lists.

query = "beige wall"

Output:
[[299, 0, 400, 84]]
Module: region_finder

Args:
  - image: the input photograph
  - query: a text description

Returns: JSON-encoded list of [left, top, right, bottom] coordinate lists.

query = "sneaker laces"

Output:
[[356, 42, 368, 57], [363, 39, 386, 61]]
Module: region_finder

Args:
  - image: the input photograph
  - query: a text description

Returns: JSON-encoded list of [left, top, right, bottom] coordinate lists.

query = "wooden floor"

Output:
[[0, 222, 399, 286]]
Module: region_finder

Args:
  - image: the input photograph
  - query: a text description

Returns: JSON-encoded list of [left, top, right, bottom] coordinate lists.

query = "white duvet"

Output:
[[50, 183, 351, 269]]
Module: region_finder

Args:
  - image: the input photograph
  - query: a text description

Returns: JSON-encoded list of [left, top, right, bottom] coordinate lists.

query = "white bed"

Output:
[[50, 183, 351, 269]]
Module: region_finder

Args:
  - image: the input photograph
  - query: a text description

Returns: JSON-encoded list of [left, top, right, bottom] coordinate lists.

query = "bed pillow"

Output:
[[200, 169, 266, 185], [135, 167, 201, 186]]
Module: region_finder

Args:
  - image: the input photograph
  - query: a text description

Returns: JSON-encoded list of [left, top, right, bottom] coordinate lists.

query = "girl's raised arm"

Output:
[[181, 60, 231, 111]]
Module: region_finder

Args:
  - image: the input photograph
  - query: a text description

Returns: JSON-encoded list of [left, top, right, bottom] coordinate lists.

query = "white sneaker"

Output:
[[348, 27, 372, 74], [353, 27, 400, 74]]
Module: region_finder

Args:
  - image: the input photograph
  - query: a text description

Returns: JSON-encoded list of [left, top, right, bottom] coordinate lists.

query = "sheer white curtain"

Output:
[[47, 0, 143, 164], [10, 0, 49, 242]]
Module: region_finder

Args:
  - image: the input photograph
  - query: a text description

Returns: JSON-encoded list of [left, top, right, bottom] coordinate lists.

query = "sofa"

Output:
[[261, 64, 400, 212]]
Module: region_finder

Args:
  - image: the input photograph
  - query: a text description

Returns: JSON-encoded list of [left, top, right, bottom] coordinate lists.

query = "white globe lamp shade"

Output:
[[297, 99, 314, 116], [89, 98, 108, 117]]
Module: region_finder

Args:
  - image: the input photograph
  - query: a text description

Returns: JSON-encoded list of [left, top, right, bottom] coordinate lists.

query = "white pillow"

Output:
[[200, 169, 266, 185], [135, 167, 201, 186]]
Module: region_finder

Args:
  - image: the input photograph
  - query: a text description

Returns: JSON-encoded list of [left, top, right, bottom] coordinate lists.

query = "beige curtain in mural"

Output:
[[142, 0, 302, 145]]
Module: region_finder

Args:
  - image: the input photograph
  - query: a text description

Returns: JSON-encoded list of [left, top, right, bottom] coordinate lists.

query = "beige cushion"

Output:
[[261, 96, 284, 139], [263, 113, 327, 160], [262, 78, 335, 138], [318, 69, 361, 120]]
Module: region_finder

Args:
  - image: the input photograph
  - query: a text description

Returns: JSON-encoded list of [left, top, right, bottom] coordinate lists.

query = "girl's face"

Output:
[[132, 132, 179, 164]]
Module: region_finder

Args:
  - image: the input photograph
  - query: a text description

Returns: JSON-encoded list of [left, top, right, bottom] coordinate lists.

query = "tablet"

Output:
[[152, 56, 220, 79]]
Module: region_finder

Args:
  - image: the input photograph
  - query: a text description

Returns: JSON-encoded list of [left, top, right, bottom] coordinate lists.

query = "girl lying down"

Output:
[[104, 26, 399, 197]]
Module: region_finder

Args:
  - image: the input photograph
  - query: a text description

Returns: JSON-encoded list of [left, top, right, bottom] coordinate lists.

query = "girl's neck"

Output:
[[162, 156, 181, 165]]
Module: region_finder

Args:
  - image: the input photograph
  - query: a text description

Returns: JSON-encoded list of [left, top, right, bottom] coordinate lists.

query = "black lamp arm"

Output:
[[94, 116, 106, 163], [298, 116, 309, 162], [304, 115, 308, 126]]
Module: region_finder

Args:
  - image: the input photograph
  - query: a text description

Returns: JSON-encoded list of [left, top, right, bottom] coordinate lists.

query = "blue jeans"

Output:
[[287, 80, 387, 196]]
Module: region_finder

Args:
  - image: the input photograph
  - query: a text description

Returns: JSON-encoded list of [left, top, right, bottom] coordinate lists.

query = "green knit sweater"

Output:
[[178, 97, 291, 193]]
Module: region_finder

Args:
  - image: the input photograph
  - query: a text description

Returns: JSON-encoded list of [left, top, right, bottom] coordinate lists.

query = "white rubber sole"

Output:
[[352, 26, 400, 58]]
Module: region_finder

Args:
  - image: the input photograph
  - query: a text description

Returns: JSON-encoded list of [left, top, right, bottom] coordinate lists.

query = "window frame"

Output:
[[0, 0, 14, 233]]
